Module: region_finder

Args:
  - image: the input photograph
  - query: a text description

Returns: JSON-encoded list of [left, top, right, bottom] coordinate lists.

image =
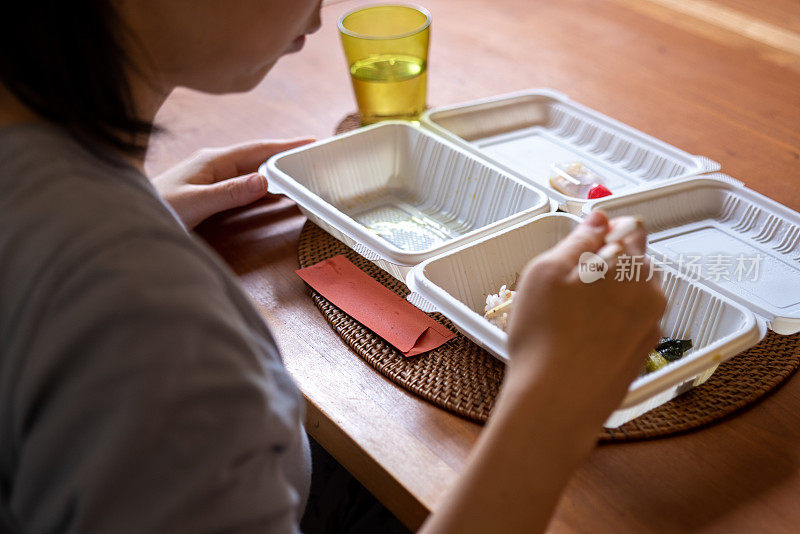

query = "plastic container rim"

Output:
[[583, 173, 800, 332], [263, 120, 553, 268], [405, 212, 763, 409], [418, 88, 721, 213]]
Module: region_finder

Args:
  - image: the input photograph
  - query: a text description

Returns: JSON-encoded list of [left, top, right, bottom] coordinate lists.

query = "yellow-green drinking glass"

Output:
[[338, 4, 431, 125]]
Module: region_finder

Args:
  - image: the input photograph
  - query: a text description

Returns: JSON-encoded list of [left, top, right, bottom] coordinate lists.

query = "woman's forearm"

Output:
[[418, 372, 599, 534], [419, 213, 664, 534]]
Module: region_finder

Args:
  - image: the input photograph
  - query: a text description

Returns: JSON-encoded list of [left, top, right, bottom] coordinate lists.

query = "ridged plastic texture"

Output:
[[587, 175, 800, 336], [264, 121, 552, 280], [406, 213, 760, 427], [421, 89, 721, 214]]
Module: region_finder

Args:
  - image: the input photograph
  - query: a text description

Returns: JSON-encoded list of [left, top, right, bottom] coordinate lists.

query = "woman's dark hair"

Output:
[[0, 2, 153, 157]]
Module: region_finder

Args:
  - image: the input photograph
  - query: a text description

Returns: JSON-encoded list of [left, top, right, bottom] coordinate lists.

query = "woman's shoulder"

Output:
[[0, 122, 183, 241], [0, 123, 270, 351], [0, 121, 296, 408], [1, 123, 192, 275], [0, 131, 309, 534]]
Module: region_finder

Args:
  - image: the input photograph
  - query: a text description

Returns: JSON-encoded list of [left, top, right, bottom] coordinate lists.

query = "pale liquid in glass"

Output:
[[350, 54, 426, 124]]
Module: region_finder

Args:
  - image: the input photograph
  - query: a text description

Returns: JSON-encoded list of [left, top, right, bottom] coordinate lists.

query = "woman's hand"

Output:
[[420, 211, 667, 534], [152, 138, 314, 229], [505, 210, 666, 427]]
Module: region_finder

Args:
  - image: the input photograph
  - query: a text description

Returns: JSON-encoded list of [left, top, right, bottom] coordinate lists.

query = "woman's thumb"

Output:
[[203, 172, 269, 213]]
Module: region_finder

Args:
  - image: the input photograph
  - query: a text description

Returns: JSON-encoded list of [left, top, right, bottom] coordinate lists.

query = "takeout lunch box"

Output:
[[261, 89, 800, 427], [583, 175, 800, 424], [406, 174, 800, 426], [420, 89, 722, 214], [264, 120, 554, 280], [404, 210, 764, 427]]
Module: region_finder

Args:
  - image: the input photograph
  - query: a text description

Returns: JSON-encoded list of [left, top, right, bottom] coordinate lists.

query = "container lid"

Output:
[[420, 88, 720, 214], [586, 174, 800, 336]]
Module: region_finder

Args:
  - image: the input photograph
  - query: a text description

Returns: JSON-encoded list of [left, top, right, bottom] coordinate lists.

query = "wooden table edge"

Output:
[[305, 398, 431, 531]]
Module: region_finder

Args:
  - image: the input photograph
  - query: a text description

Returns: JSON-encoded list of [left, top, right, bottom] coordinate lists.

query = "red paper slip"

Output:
[[296, 255, 455, 357]]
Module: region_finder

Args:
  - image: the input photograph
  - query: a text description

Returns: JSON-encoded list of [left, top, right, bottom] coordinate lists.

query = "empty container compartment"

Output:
[[265, 121, 553, 279]]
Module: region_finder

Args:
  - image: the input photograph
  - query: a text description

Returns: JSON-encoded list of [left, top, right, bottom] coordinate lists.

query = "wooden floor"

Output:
[[146, 0, 800, 532]]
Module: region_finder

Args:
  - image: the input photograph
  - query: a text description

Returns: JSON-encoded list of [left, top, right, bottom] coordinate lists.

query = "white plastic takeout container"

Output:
[[584, 174, 800, 424], [261, 89, 800, 427], [264, 120, 554, 280], [585, 174, 800, 337], [420, 89, 722, 214], [405, 210, 771, 427]]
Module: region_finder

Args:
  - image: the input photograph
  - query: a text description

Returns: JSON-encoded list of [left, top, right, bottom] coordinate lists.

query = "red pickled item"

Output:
[[587, 184, 612, 199]]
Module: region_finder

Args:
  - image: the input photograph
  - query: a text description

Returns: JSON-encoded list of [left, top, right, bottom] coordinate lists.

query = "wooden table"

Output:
[[145, 0, 800, 531]]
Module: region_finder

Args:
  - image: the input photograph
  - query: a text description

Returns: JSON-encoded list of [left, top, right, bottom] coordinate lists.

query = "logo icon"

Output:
[[578, 252, 608, 283]]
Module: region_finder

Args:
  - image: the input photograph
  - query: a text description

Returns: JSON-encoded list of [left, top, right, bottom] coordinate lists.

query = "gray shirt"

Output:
[[0, 124, 310, 533]]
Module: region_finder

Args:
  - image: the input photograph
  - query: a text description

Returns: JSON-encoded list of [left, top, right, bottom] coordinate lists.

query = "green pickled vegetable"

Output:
[[656, 338, 693, 362], [643, 337, 693, 374], [645, 350, 669, 374]]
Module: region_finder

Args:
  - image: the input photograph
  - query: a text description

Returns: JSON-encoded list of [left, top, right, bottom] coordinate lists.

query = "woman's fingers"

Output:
[[204, 138, 315, 178], [191, 172, 270, 225], [154, 138, 316, 228], [607, 216, 647, 257], [541, 210, 609, 273], [588, 216, 648, 284]]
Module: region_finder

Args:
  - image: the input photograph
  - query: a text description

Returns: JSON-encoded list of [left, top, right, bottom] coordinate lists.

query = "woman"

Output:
[[0, 1, 665, 533]]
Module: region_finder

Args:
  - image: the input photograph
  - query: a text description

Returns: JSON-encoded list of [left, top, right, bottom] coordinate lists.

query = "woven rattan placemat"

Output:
[[305, 113, 800, 441]]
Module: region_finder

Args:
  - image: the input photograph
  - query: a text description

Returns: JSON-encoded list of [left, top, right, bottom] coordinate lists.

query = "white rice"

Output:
[[484, 285, 516, 331]]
